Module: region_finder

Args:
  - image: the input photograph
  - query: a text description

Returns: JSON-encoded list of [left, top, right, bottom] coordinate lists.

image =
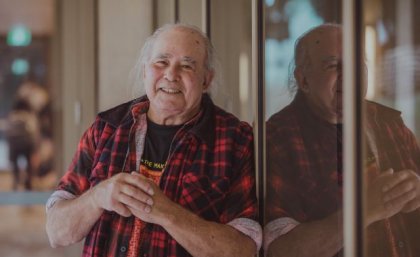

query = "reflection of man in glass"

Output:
[[46, 24, 261, 257], [265, 24, 420, 257]]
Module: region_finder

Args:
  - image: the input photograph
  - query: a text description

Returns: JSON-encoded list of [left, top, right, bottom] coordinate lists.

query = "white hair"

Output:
[[130, 23, 221, 97]]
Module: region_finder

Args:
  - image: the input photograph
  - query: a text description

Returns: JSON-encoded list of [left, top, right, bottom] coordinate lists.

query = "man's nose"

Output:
[[165, 65, 180, 82]]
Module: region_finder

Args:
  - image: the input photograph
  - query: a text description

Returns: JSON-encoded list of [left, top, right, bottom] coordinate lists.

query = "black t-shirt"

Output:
[[140, 118, 182, 173]]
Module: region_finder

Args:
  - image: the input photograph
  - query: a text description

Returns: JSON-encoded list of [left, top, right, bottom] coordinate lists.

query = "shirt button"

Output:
[[120, 246, 127, 252], [398, 241, 405, 248]]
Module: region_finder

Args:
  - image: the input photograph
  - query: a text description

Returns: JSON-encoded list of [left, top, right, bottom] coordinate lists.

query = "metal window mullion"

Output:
[[202, 0, 211, 39], [252, 0, 265, 241], [343, 0, 364, 256], [174, 0, 179, 23]]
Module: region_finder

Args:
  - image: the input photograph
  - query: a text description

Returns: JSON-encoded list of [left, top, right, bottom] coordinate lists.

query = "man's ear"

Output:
[[294, 67, 309, 93], [203, 70, 214, 91]]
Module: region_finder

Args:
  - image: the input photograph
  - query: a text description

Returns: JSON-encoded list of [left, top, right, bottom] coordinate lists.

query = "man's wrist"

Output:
[[160, 202, 192, 229], [87, 187, 103, 212]]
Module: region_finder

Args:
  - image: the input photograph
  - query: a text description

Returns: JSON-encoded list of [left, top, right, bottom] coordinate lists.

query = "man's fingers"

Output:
[[126, 172, 155, 195], [120, 184, 154, 205], [384, 189, 416, 212], [127, 202, 153, 214], [381, 168, 394, 176], [118, 191, 153, 213], [383, 180, 415, 202], [382, 170, 412, 192], [113, 202, 132, 217], [402, 198, 420, 213]]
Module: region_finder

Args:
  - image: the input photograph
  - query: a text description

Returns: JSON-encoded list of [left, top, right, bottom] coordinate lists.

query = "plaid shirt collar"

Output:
[[366, 100, 401, 122], [97, 93, 216, 149], [293, 91, 402, 125]]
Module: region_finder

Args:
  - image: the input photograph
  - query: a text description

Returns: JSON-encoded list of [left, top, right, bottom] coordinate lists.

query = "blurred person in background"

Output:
[[5, 97, 40, 190], [18, 81, 54, 180]]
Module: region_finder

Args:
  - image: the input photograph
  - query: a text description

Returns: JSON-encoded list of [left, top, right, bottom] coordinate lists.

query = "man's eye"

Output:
[[182, 65, 193, 70], [327, 63, 342, 71], [155, 60, 167, 66]]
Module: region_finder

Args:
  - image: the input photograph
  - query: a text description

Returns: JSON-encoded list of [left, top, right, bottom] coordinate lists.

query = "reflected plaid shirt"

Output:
[[55, 94, 258, 257], [266, 92, 420, 257]]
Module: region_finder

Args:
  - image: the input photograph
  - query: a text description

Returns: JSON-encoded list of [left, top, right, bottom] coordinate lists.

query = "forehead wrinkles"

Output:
[[160, 28, 204, 49], [152, 29, 206, 63]]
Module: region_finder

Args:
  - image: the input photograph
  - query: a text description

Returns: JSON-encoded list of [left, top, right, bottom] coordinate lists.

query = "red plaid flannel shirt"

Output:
[[265, 92, 420, 257], [55, 94, 258, 257]]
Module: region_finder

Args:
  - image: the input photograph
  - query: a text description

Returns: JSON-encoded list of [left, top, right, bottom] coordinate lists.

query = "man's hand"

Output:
[[365, 169, 418, 226], [125, 173, 257, 257], [90, 172, 155, 217], [126, 172, 178, 226], [382, 169, 420, 213]]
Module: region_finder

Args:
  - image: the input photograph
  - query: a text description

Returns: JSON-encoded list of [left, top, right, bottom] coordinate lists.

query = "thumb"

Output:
[[382, 168, 394, 175]]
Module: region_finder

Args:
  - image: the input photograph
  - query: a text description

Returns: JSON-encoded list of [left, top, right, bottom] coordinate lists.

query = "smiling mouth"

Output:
[[160, 88, 182, 94]]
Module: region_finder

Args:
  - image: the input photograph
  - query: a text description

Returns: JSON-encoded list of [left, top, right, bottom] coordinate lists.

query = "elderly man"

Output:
[[265, 24, 420, 257], [46, 24, 261, 257]]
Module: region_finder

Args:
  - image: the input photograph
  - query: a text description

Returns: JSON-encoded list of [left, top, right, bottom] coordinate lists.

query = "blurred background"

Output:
[[0, 0, 253, 256], [0, 0, 419, 256]]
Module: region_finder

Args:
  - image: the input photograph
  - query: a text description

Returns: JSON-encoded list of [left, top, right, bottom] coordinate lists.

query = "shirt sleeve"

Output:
[[219, 122, 258, 221], [54, 117, 101, 197], [227, 217, 262, 251], [263, 217, 300, 252], [265, 124, 307, 224], [45, 190, 76, 212], [219, 122, 262, 250]]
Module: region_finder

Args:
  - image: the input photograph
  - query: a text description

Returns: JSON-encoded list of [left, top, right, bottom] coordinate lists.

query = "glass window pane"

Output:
[[211, 0, 253, 123], [362, 0, 420, 256], [264, 0, 343, 256]]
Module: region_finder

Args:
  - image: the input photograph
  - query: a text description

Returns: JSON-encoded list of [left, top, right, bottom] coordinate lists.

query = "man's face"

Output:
[[298, 27, 343, 124], [143, 27, 211, 125]]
